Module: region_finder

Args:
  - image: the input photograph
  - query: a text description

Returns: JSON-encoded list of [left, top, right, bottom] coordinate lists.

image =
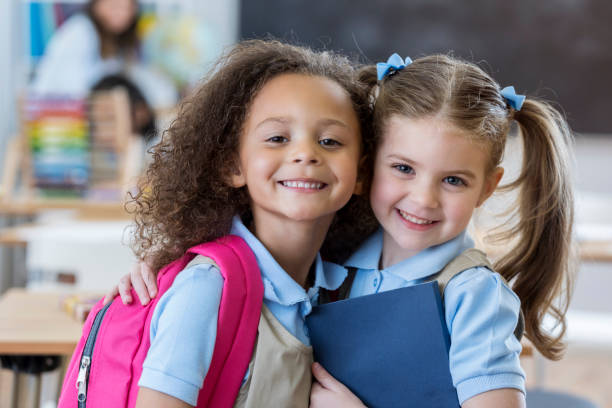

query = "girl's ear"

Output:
[[226, 161, 246, 187], [477, 166, 504, 207], [228, 170, 246, 188]]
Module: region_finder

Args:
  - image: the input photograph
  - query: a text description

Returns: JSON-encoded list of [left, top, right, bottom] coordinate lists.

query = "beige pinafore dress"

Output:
[[233, 304, 313, 408], [188, 256, 314, 408]]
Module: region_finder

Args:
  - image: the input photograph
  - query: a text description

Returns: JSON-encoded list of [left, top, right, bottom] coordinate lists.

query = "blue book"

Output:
[[306, 281, 460, 408]]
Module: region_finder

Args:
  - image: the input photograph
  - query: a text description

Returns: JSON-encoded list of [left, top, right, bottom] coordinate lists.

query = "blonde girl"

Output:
[[310, 54, 574, 408]]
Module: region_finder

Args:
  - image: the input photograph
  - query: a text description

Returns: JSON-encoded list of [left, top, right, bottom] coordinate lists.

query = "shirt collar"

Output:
[[386, 231, 474, 281], [343, 228, 384, 270], [230, 216, 342, 306], [344, 227, 474, 281]]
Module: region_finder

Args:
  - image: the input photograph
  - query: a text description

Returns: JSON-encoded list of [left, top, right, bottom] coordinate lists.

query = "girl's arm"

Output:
[[136, 388, 192, 408], [445, 268, 525, 404], [310, 363, 525, 408], [462, 389, 525, 408]]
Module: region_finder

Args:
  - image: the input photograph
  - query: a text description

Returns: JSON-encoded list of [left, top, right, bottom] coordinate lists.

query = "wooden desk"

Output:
[[0, 199, 129, 219], [580, 240, 612, 263], [0, 289, 83, 355], [0, 289, 86, 407], [472, 227, 612, 264]]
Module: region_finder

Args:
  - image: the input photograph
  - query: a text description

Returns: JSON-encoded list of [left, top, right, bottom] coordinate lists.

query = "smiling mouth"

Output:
[[279, 180, 327, 190], [398, 209, 437, 225]]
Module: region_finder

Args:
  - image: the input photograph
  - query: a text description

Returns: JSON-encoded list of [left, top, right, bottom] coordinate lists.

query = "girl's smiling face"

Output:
[[370, 114, 503, 267], [232, 73, 362, 225]]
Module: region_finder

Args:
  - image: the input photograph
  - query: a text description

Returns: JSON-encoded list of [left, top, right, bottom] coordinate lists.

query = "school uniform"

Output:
[[341, 228, 525, 405], [139, 216, 346, 406]]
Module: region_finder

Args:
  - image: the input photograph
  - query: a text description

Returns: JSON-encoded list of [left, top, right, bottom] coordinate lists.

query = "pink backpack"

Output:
[[58, 235, 264, 408]]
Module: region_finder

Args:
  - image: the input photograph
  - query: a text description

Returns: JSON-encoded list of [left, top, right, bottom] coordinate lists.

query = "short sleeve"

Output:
[[443, 267, 525, 404], [138, 263, 224, 405]]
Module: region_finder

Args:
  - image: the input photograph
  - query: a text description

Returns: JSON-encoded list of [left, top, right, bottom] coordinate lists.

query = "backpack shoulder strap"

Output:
[[429, 248, 524, 341], [188, 235, 264, 408], [185, 254, 219, 270], [319, 267, 357, 304], [430, 248, 492, 295]]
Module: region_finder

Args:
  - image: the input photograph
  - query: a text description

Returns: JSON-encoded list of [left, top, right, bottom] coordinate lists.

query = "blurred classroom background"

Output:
[[0, 1, 611, 407]]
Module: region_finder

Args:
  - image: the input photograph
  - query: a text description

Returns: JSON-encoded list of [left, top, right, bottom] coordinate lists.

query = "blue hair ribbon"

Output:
[[376, 53, 413, 80], [500, 86, 525, 111]]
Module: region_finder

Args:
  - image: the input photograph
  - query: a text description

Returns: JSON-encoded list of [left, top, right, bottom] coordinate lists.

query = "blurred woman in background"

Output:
[[31, 0, 177, 114]]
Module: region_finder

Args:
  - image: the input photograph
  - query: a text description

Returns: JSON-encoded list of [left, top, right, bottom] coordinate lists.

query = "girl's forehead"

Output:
[[246, 74, 359, 127], [377, 115, 490, 171], [256, 74, 350, 104], [381, 115, 463, 142]]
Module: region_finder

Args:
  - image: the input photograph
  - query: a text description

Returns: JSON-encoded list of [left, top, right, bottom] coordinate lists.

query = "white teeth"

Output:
[[399, 210, 434, 225], [281, 181, 323, 189]]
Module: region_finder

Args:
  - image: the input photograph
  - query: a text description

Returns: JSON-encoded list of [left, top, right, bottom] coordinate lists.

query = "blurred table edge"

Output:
[[579, 240, 612, 262], [0, 198, 130, 218], [0, 288, 84, 356]]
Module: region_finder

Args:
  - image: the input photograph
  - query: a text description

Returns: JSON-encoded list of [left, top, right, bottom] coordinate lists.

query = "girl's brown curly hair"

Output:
[[128, 39, 378, 272]]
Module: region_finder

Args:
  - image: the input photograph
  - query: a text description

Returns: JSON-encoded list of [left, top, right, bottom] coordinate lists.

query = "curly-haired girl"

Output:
[[116, 39, 375, 407]]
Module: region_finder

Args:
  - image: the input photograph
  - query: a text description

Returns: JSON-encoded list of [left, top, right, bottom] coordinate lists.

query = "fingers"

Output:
[[140, 262, 158, 299], [118, 274, 134, 304], [130, 262, 157, 305], [311, 362, 341, 391], [103, 261, 158, 307], [129, 264, 151, 305], [102, 286, 119, 305]]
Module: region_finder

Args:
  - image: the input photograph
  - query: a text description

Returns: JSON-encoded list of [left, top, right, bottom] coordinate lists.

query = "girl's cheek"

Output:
[[446, 196, 478, 228], [370, 169, 397, 208]]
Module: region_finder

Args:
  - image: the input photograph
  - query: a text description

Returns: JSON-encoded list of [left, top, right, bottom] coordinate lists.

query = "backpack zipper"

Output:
[[76, 302, 112, 407]]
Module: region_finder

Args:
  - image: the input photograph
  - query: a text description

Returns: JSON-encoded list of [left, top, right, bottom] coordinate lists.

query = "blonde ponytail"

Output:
[[493, 99, 575, 359]]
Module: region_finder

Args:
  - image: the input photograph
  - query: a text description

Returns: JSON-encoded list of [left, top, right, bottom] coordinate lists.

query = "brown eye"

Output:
[[319, 138, 341, 147], [266, 136, 287, 143]]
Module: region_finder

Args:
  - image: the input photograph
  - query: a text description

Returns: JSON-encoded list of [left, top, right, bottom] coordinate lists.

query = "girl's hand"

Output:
[[103, 261, 158, 305], [310, 362, 366, 408]]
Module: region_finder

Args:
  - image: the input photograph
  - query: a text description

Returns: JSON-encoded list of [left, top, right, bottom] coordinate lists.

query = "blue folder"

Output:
[[306, 281, 460, 408]]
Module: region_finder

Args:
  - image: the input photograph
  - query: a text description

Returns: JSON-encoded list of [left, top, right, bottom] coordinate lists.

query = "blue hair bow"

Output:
[[500, 86, 525, 111], [377, 53, 413, 80]]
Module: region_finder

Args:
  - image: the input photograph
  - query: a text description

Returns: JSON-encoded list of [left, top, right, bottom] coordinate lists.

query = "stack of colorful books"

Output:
[[25, 96, 90, 197]]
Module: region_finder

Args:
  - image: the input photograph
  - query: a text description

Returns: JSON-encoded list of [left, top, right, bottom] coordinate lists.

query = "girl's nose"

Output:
[[411, 181, 439, 209], [291, 140, 320, 164]]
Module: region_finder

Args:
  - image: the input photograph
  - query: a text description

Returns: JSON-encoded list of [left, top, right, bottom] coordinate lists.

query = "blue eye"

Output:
[[393, 164, 414, 174], [444, 176, 466, 186], [266, 135, 287, 143], [319, 138, 342, 147]]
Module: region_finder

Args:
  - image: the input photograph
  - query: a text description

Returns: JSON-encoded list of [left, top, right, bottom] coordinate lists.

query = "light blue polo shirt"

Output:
[[138, 216, 346, 405], [341, 229, 525, 404]]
